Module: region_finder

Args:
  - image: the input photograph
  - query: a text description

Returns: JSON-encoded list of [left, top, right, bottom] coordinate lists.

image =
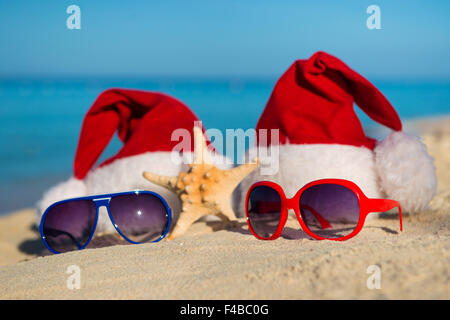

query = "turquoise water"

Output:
[[0, 78, 449, 213]]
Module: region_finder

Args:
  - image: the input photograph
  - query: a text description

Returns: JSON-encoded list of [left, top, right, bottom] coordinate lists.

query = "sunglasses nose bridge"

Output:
[[285, 197, 298, 211], [92, 197, 111, 208]]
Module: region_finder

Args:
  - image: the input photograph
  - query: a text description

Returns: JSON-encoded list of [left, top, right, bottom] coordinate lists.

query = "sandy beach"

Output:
[[0, 117, 449, 299]]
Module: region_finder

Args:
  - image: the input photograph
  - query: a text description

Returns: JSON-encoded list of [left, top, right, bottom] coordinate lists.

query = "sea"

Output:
[[0, 77, 449, 214]]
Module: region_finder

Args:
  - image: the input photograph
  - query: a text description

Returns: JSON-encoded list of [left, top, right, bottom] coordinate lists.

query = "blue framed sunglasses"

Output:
[[40, 190, 172, 254]]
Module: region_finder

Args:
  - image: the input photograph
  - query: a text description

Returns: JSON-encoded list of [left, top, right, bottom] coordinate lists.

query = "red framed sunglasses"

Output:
[[245, 179, 402, 241]]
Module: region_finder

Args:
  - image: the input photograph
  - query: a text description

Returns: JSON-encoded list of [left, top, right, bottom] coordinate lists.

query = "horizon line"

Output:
[[1, 74, 450, 82]]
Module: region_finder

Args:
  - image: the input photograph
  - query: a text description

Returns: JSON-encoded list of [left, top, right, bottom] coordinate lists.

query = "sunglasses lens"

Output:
[[42, 200, 97, 253], [299, 184, 359, 239], [247, 186, 282, 238], [109, 193, 169, 243]]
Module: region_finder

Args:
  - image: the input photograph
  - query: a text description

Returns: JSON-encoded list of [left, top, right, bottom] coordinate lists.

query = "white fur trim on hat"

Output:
[[36, 151, 232, 233], [374, 131, 437, 213], [236, 143, 382, 217]]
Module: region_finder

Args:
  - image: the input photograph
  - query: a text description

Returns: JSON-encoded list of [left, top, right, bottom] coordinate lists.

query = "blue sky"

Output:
[[0, 0, 449, 79]]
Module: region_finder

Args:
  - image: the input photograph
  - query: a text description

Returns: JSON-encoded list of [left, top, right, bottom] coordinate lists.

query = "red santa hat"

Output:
[[239, 51, 436, 215], [37, 88, 228, 232]]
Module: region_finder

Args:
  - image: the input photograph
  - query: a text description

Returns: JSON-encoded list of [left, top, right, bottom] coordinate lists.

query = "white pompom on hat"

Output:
[[374, 131, 437, 212]]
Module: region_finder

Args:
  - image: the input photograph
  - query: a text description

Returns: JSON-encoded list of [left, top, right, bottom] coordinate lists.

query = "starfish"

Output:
[[143, 126, 260, 240]]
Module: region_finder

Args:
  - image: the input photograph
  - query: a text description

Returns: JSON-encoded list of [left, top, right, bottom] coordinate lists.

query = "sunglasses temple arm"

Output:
[[300, 205, 332, 229], [369, 199, 403, 231]]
